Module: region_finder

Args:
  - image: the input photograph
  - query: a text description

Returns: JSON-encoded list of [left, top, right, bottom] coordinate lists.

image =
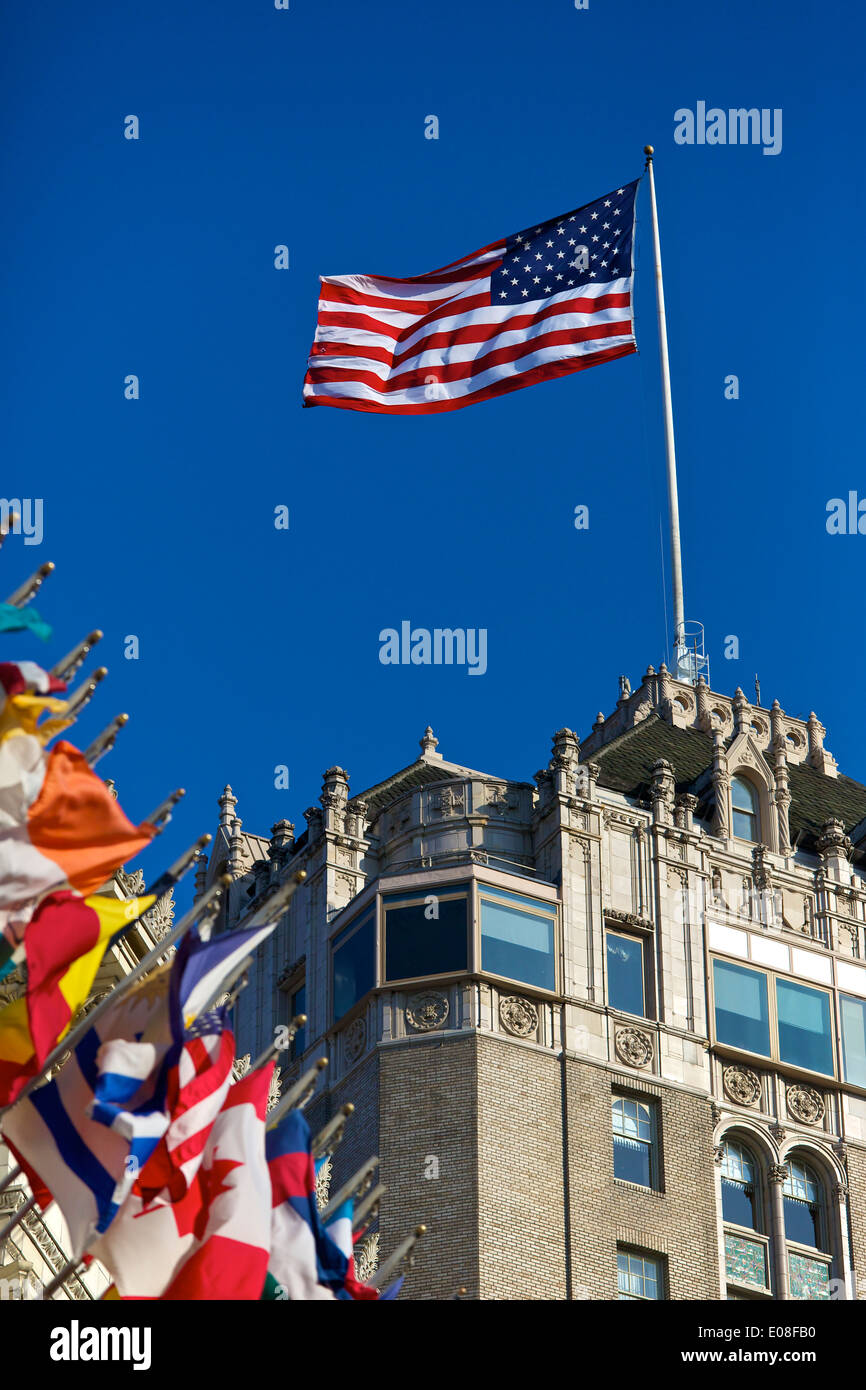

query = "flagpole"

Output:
[[644, 145, 686, 669]]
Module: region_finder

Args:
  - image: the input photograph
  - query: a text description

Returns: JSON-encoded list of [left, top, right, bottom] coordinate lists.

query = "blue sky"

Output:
[[2, 0, 864, 899]]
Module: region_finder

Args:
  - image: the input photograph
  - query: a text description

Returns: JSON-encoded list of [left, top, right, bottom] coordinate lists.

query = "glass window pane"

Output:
[[732, 778, 757, 813], [384, 894, 467, 981], [784, 1197, 819, 1249], [713, 960, 770, 1056], [332, 911, 375, 1021], [480, 893, 555, 990], [733, 808, 757, 840], [776, 979, 833, 1075], [614, 1135, 651, 1186], [290, 984, 306, 1058], [841, 994, 866, 1087], [606, 932, 645, 1016], [722, 1179, 757, 1230]]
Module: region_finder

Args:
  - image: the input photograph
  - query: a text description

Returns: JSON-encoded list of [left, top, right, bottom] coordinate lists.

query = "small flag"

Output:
[[0, 603, 52, 642], [0, 736, 155, 941], [0, 661, 68, 746], [303, 179, 639, 414], [0, 889, 155, 1105]]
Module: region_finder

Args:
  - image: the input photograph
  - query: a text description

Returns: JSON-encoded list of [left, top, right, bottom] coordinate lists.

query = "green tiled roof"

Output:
[[358, 760, 464, 818], [593, 714, 866, 852]]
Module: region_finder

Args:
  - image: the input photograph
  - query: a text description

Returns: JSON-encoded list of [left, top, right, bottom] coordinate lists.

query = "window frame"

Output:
[[719, 1138, 762, 1235], [330, 904, 378, 1024], [605, 927, 650, 1020], [710, 955, 838, 1081], [475, 882, 558, 995], [382, 884, 471, 986], [611, 1093, 659, 1190], [731, 774, 760, 843], [616, 1246, 665, 1301]]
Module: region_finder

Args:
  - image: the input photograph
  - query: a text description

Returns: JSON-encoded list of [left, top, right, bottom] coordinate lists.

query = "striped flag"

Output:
[[303, 178, 639, 415]]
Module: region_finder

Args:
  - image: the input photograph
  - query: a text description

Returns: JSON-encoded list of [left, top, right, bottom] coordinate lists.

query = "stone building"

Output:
[[201, 664, 866, 1301]]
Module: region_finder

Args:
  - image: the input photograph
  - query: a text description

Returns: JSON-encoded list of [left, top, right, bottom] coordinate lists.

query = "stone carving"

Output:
[[485, 783, 518, 815], [722, 1065, 761, 1107], [605, 908, 653, 932], [499, 995, 539, 1037], [614, 1026, 654, 1069], [355, 1232, 380, 1282], [430, 785, 465, 818], [315, 1155, 332, 1209], [232, 1053, 251, 1081], [786, 1084, 825, 1126], [768, 1164, 789, 1185], [406, 991, 449, 1032], [267, 1068, 282, 1113], [345, 1016, 367, 1063]]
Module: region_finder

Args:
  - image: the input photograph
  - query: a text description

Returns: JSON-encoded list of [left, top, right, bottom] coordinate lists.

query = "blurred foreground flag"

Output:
[[0, 889, 154, 1104], [303, 179, 639, 415], [0, 737, 155, 937]]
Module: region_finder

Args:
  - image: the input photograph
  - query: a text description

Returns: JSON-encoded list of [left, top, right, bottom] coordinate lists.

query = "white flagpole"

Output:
[[644, 145, 686, 669]]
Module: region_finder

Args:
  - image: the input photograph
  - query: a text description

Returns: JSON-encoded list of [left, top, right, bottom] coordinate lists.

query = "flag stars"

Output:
[[511, 277, 519, 285], [546, 239, 554, 247], [579, 225, 587, 233], [591, 211, 598, 219], [521, 288, 529, 296], [604, 200, 612, 207], [535, 252, 542, 260], [557, 250, 565, 258]]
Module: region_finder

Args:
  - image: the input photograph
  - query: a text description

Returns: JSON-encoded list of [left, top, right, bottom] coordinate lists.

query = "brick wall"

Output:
[[564, 1059, 721, 1299]]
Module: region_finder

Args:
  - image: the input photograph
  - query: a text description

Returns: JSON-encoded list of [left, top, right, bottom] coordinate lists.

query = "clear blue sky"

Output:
[[2, 0, 864, 900]]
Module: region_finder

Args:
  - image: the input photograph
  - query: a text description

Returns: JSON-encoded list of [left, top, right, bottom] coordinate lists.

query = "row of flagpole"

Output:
[[0, 523, 430, 1300]]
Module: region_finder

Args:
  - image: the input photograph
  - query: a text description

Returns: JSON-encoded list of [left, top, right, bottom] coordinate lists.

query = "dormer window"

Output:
[[732, 776, 759, 842]]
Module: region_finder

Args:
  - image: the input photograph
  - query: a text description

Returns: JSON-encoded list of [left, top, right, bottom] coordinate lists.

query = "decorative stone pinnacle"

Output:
[[218, 784, 238, 828], [419, 726, 440, 758]]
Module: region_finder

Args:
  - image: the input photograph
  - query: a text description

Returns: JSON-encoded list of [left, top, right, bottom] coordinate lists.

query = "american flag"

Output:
[[303, 178, 640, 415]]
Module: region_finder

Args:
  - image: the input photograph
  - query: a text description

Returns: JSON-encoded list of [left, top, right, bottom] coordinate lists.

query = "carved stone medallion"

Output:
[[614, 1026, 654, 1069], [405, 991, 449, 1032], [722, 1065, 761, 1107], [499, 995, 539, 1038], [786, 1084, 825, 1126], [344, 1017, 367, 1063]]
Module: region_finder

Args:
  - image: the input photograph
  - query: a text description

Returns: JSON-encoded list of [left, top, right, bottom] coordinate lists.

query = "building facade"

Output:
[[202, 664, 866, 1300]]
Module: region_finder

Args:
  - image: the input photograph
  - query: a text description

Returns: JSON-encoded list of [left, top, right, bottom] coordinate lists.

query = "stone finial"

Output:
[[419, 726, 441, 759], [732, 688, 750, 736], [550, 728, 580, 797], [269, 819, 295, 858], [770, 699, 785, 748], [218, 784, 238, 829], [675, 793, 699, 832], [592, 712, 605, 732], [346, 799, 368, 837], [656, 664, 673, 721], [228, 816, 245, 876], [320, 767, 350, 833], [650, 758, 676, 823], [644, 664, 656, 678], [304, 805, 324, 840], [618, 675, 631, 702], [818, 818, 852, 862], [193, 849, 209, 902], [696, 676, 713, 733], [806, 711, 838, 777]]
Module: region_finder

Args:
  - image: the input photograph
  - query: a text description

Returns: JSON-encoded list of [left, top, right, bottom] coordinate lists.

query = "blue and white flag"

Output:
[[0, 921, 277, 1256]]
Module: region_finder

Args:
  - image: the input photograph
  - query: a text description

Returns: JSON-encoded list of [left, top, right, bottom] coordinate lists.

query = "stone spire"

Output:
[[269, 819, 295, 858], [218, 784, 237, 829], [770, 701, 792, 856], [320, 767, 350, 833], [419, 726, 442, 759]]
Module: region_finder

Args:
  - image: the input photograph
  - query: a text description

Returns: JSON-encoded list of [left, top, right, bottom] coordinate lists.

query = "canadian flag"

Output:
[[94, 1064, 273, 1300]]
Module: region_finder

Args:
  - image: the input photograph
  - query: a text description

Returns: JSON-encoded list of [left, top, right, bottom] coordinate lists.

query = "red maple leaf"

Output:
[[135, 1146, 242, 1242]]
